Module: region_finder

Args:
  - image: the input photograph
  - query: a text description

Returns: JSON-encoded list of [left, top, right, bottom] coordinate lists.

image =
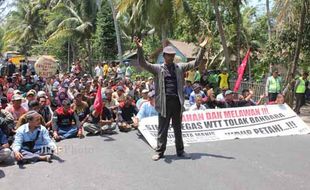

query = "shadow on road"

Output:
[[0, 170, 5, 178], [164, 153, 236, 164], [52, 154, 65, 163]]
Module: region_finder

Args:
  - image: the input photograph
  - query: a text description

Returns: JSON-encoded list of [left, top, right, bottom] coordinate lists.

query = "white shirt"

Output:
[[216, 93, 225, 101], [95, 66, 103, 77], [189, 104, 207, 111]]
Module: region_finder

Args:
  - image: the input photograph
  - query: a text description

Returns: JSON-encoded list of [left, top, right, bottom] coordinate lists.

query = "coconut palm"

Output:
[[3, 0, 46, 54], [117, 0, 191, 44], [46, 0, 98, 69]]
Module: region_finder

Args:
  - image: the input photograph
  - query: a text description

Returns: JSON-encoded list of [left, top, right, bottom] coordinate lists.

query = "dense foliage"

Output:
[[0, 0, 309, 81]]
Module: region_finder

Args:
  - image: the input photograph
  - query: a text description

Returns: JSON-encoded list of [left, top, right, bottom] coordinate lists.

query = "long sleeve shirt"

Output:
[[12, 124, 56, 152], [136, 46, 206, 117], [137, 102, 158, 120]]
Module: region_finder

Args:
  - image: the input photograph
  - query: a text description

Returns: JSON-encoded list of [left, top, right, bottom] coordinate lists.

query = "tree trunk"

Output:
[[266, 0, 272, 41], [86, 39, 93, 75], [71, 42, 76, 62], [161, 25, 167, 48], [288, 0, 307, 83], [236, 0, 241, 66], [266, 0, 273, 75], [67, 41, 70, 73], [212, 0, 230, 69], [108, 0, 123, 64]]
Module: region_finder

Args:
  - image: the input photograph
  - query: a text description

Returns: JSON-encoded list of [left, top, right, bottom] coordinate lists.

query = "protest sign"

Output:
[[139, 104, 310, 149], [34, 55, 58, 78]]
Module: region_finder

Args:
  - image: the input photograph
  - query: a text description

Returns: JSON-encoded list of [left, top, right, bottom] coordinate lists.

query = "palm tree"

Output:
[[46, 0, 98, 71], [3, 0, 46, 54], [117, 0, 190, 46]]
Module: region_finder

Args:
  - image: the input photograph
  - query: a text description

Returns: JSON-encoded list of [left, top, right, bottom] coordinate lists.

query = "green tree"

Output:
[[93, 0, 117, 61], [46, 0, 98, 70], [3, 0, 46, 54]]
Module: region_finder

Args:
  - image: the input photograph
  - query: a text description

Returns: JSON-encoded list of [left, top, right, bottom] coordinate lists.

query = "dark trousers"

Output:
[[268, 93, 278, 102], [156, 96, 184, 156], [294, 93, 305, 114]]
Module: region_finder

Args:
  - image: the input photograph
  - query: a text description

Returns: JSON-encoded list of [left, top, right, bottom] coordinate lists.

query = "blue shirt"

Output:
[[12, 124, 56, 152], [189, 91, 206, 105], [184, 86, 193, 97], [0, 128, 8, 145], [137, 102, 158, 120]]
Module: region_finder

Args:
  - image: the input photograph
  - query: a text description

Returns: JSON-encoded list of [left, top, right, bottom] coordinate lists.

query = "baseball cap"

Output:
[[37, 91, 47, 98], [163, 46, 176, 54], [74, 92, 82, 98], [13, 90, 21, 95], [142, 89, 149, 94], [193, 84, 201, 91], [12, 94, 23, 101], [148, 91, 156, 98], [225, 90, 234, 96], [117, 86, 124, 91], [26, 90, 36, 97]]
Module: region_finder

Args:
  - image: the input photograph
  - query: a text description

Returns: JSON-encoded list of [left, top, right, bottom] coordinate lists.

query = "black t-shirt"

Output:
[[121, 105, 138, 123], [164, 64, 178, 96]]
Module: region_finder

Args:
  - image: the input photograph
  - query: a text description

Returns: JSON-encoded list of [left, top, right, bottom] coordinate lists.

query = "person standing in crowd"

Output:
[[194, 68, 201, 83], [52, 100, 83, 141], [7, 59, 16, 77], [266, 70, 282, 102], [218, 68, 229, 90], [20, 60, 28, 77], [94, 63, 103, 77], [294, 72, 309, 114], [12, 111, 57, 164], [125, 64, 133, 79], [134, 36, 208, 161]]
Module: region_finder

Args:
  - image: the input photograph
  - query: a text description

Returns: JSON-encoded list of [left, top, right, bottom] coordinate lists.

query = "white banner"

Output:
[[138, 104, 310, 149]]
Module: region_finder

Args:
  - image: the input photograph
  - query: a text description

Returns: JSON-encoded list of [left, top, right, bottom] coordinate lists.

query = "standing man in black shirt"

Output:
[[135, 37, 208, 161]]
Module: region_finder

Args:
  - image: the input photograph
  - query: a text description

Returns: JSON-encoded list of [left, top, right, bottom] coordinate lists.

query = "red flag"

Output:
[[234, 49, 251, 92], [93, 85, 103, 114]]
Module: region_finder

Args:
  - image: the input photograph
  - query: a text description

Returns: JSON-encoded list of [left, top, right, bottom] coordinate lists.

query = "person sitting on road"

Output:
[[189, 94, 207, 111], [0, 117, 12, 163], [207, 90, 253, 108], [12, 111, 57, 164], [118, 95, 138, 132], [189, 83, 206, 106], [82, 105, 116, 136], [112, 86, 127, 104], [5, 94, 27, 124], [38, 96, 53, 129], [132, 91, 158, 128], [16, 100, 46, 129], [136, 89, 149, 110], [71, 92, 89, 122], [268, 93, 285, 105], [52, 100, 83, 141]]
